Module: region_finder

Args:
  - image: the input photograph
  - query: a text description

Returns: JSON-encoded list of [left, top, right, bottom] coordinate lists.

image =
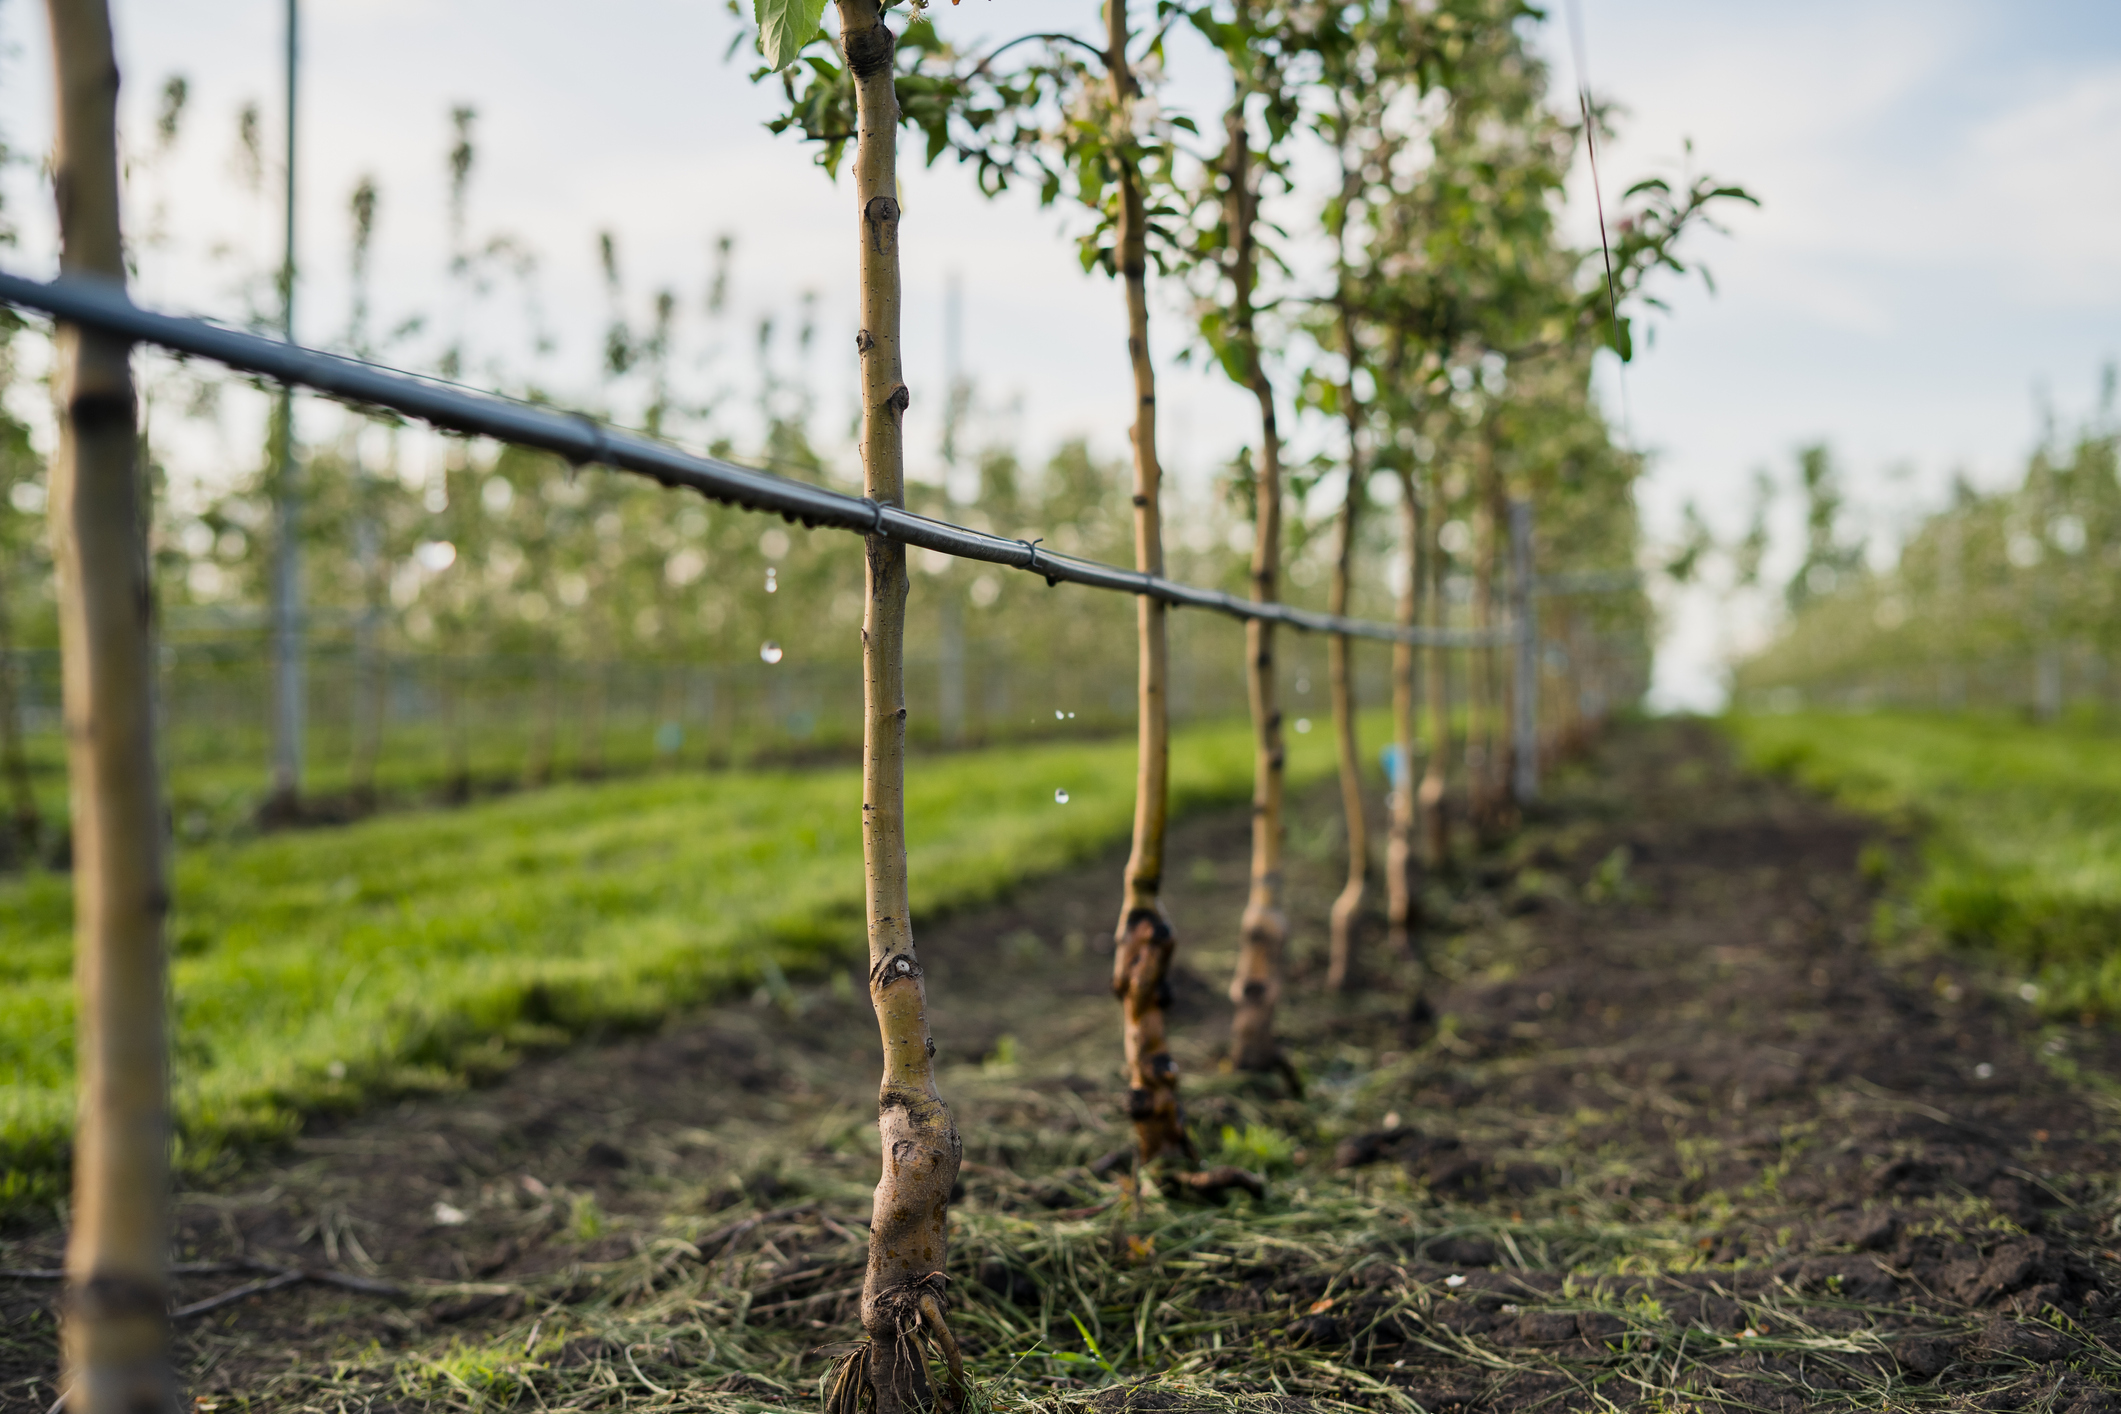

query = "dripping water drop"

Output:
[[765, 567, 778, 593], [1054, 788, 1070, 805], [760, 641, 784, 664], [1295, 718, 1313, 734]]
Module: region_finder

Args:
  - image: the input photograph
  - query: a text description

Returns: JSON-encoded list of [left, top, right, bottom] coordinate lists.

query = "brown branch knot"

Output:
[[864, 195, 901, 252], [844, 20, 895, 79]]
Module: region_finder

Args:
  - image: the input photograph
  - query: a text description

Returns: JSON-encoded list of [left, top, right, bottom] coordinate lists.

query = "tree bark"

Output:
[[443, 655, 471, 802], [44, 1, 175, 1409], [1418, 460, 1451, 870], [523, 652, 558, 788], [1467, 463, 1498, 838], [1221, 102, 1289, 1083], [1106, 0, 1191, 1172], [1323, 306, 1366, 992], [828, 3, 964, 1410], [348, 457, 383, 813], [0, 576, 40, 858], [577, 656, 606, 778], [1385, 467, 1422, 963]]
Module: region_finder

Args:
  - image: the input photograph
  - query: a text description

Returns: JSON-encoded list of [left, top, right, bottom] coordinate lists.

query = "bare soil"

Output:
[[7, 719, 2121, 1413]]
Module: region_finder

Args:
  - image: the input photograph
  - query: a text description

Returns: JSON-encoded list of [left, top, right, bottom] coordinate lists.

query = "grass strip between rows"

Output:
[[0, 715, 1362, 1213], [1726, 709, 2121, 1017]]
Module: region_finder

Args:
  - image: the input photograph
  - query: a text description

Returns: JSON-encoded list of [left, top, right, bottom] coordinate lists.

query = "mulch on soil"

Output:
[[6, 719, 2121, 1413]]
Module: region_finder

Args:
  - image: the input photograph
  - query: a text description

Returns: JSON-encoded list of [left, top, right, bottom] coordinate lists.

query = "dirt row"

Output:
[[6, 720, 2121, 1412]]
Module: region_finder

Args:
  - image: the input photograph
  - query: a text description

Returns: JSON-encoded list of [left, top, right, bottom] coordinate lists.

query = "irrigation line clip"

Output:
[[565, 412, 613, 482]]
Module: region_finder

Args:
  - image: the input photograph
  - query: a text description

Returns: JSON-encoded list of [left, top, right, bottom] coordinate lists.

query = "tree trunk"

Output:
[[524, 652, 558, 787], [348, 465, 382, 813], [1479, 452, 1519, 832], [1106, 0, 1191, 1173], [1508, 498, 1538, 807], [350, 633, 384, 811], [1221, 102, 1290, 1085], [825, 4, 965, 1411], [657, 664, 684, 771], [1418, 461, 1451, 870], [45, 1, 176, 1408], [578, 657, 606, 778], [1385, 468, 1422, 962], [0, 577, 41, 859], [1323, 222, 1366, 993], [1467, 475, 1500, 840], [444, 654, 471, 801], [1323, 414, 1364, 991]]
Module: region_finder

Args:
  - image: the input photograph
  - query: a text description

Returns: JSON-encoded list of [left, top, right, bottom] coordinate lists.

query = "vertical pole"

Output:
[[269, 0, 303, 812], [44, 0, 173, 1408], [1510, 498, 1537, 805]]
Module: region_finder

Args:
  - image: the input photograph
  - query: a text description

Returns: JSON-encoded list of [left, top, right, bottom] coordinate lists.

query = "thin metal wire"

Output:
[[0, 268, 1519, 649]]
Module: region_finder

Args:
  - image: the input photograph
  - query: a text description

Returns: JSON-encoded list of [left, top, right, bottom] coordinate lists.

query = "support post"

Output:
[[1510, 498, 1538, 805], [268, 0, 304, 813]]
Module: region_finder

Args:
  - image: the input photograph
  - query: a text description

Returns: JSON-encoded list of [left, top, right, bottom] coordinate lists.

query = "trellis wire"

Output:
[[0, 268, 1515, 651]]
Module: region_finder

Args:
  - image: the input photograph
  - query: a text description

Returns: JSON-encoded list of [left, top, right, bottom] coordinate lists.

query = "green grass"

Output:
[[0, 715, 1361, 1213], [1727, 709, 2121, 1016]]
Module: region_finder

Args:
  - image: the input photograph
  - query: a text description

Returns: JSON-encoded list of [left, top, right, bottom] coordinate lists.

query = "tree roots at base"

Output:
[[824, 1274, 968, 1414]]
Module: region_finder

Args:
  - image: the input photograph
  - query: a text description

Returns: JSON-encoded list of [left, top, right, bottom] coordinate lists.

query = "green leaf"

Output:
[[754, 0, 827, 73]]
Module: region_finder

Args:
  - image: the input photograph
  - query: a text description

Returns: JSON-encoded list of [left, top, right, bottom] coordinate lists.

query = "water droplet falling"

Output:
[[1295, 718, 1313, 734], [1055, 709, 1065, 720], [765, 567, 778, 593], [1054, 788, 1070, 804], [760, 641, 784, 664]]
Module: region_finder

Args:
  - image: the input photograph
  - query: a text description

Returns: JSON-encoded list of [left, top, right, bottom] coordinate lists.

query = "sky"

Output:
[[0, 0, 2116, 709]]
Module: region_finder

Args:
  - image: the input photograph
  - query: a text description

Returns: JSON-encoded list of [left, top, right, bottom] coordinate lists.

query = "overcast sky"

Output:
[[0, 0, 2116, 709]]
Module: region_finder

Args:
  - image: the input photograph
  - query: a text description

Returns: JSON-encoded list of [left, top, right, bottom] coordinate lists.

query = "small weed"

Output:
[[1217, 1122, 1297, 1173], [1583, 846, 1646, 905]]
